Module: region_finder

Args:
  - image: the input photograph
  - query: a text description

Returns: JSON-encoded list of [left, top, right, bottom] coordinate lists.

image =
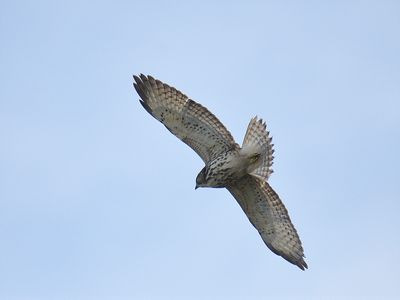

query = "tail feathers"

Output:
[[242, 116, 274, 181]]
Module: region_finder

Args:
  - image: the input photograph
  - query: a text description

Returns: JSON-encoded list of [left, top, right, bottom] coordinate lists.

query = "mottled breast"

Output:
[[204, 149, 247, 187]]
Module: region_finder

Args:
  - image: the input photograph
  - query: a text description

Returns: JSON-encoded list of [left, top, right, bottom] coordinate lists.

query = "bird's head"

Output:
[[195, 167, 207, 189]]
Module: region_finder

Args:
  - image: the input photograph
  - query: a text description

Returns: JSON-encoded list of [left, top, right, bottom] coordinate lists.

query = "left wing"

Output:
[[134, 74, 239, 163]]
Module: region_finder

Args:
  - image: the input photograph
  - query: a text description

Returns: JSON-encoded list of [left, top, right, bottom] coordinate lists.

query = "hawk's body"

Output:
[[134, 74, 307, 270]]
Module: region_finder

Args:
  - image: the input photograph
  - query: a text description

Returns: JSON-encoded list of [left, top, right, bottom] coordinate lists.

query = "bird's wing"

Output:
[[134, 74, 239, 163], [227, 175, 307, 270]]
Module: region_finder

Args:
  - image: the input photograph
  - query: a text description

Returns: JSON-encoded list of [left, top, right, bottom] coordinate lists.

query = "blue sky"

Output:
[[1, 1, 400, 299]]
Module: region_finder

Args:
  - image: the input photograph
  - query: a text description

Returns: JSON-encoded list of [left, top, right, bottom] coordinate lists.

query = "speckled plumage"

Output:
[[133, 74, 307, 270]]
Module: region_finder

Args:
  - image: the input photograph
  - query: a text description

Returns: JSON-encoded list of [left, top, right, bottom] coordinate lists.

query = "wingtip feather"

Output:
[[133, 74, 141, 83], [139, 99, 153, 115], [297, 258, 308, 271]]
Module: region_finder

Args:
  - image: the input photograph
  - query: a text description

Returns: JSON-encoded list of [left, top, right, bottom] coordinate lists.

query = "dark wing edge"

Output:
[[133, 74, 238, 162], [227, 176, 308, 270]]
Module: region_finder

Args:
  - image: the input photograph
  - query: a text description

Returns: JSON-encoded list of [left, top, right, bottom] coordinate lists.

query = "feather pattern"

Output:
[[242, 116, 275, 180], [134, 74, 238, 162], [227, 175, 307, 270]]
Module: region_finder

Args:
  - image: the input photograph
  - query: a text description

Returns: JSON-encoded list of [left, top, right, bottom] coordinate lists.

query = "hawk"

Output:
[[133, 74, 307, 270]]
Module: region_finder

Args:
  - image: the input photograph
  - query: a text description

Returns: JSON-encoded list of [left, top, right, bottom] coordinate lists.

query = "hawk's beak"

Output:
[[195, 184, 199, 190]]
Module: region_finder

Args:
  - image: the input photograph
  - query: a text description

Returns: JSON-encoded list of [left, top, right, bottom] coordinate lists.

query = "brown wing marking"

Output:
[[134, 74, 238, 162], [227, 175, 307, 270]]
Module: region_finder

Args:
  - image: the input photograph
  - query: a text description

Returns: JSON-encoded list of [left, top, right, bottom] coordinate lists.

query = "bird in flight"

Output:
[[133, 74, 307, 270]]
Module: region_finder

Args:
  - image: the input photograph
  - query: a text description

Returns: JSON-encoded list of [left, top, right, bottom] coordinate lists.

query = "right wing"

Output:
[[134, 74, 239, 163], [227, 175, 308, 270]]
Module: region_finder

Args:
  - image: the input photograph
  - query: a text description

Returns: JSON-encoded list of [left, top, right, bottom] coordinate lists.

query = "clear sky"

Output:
[[1, 1, 400, 299]]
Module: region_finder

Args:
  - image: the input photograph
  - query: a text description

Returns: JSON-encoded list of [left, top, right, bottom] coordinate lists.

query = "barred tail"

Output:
[[241, 116, 274, 181]]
